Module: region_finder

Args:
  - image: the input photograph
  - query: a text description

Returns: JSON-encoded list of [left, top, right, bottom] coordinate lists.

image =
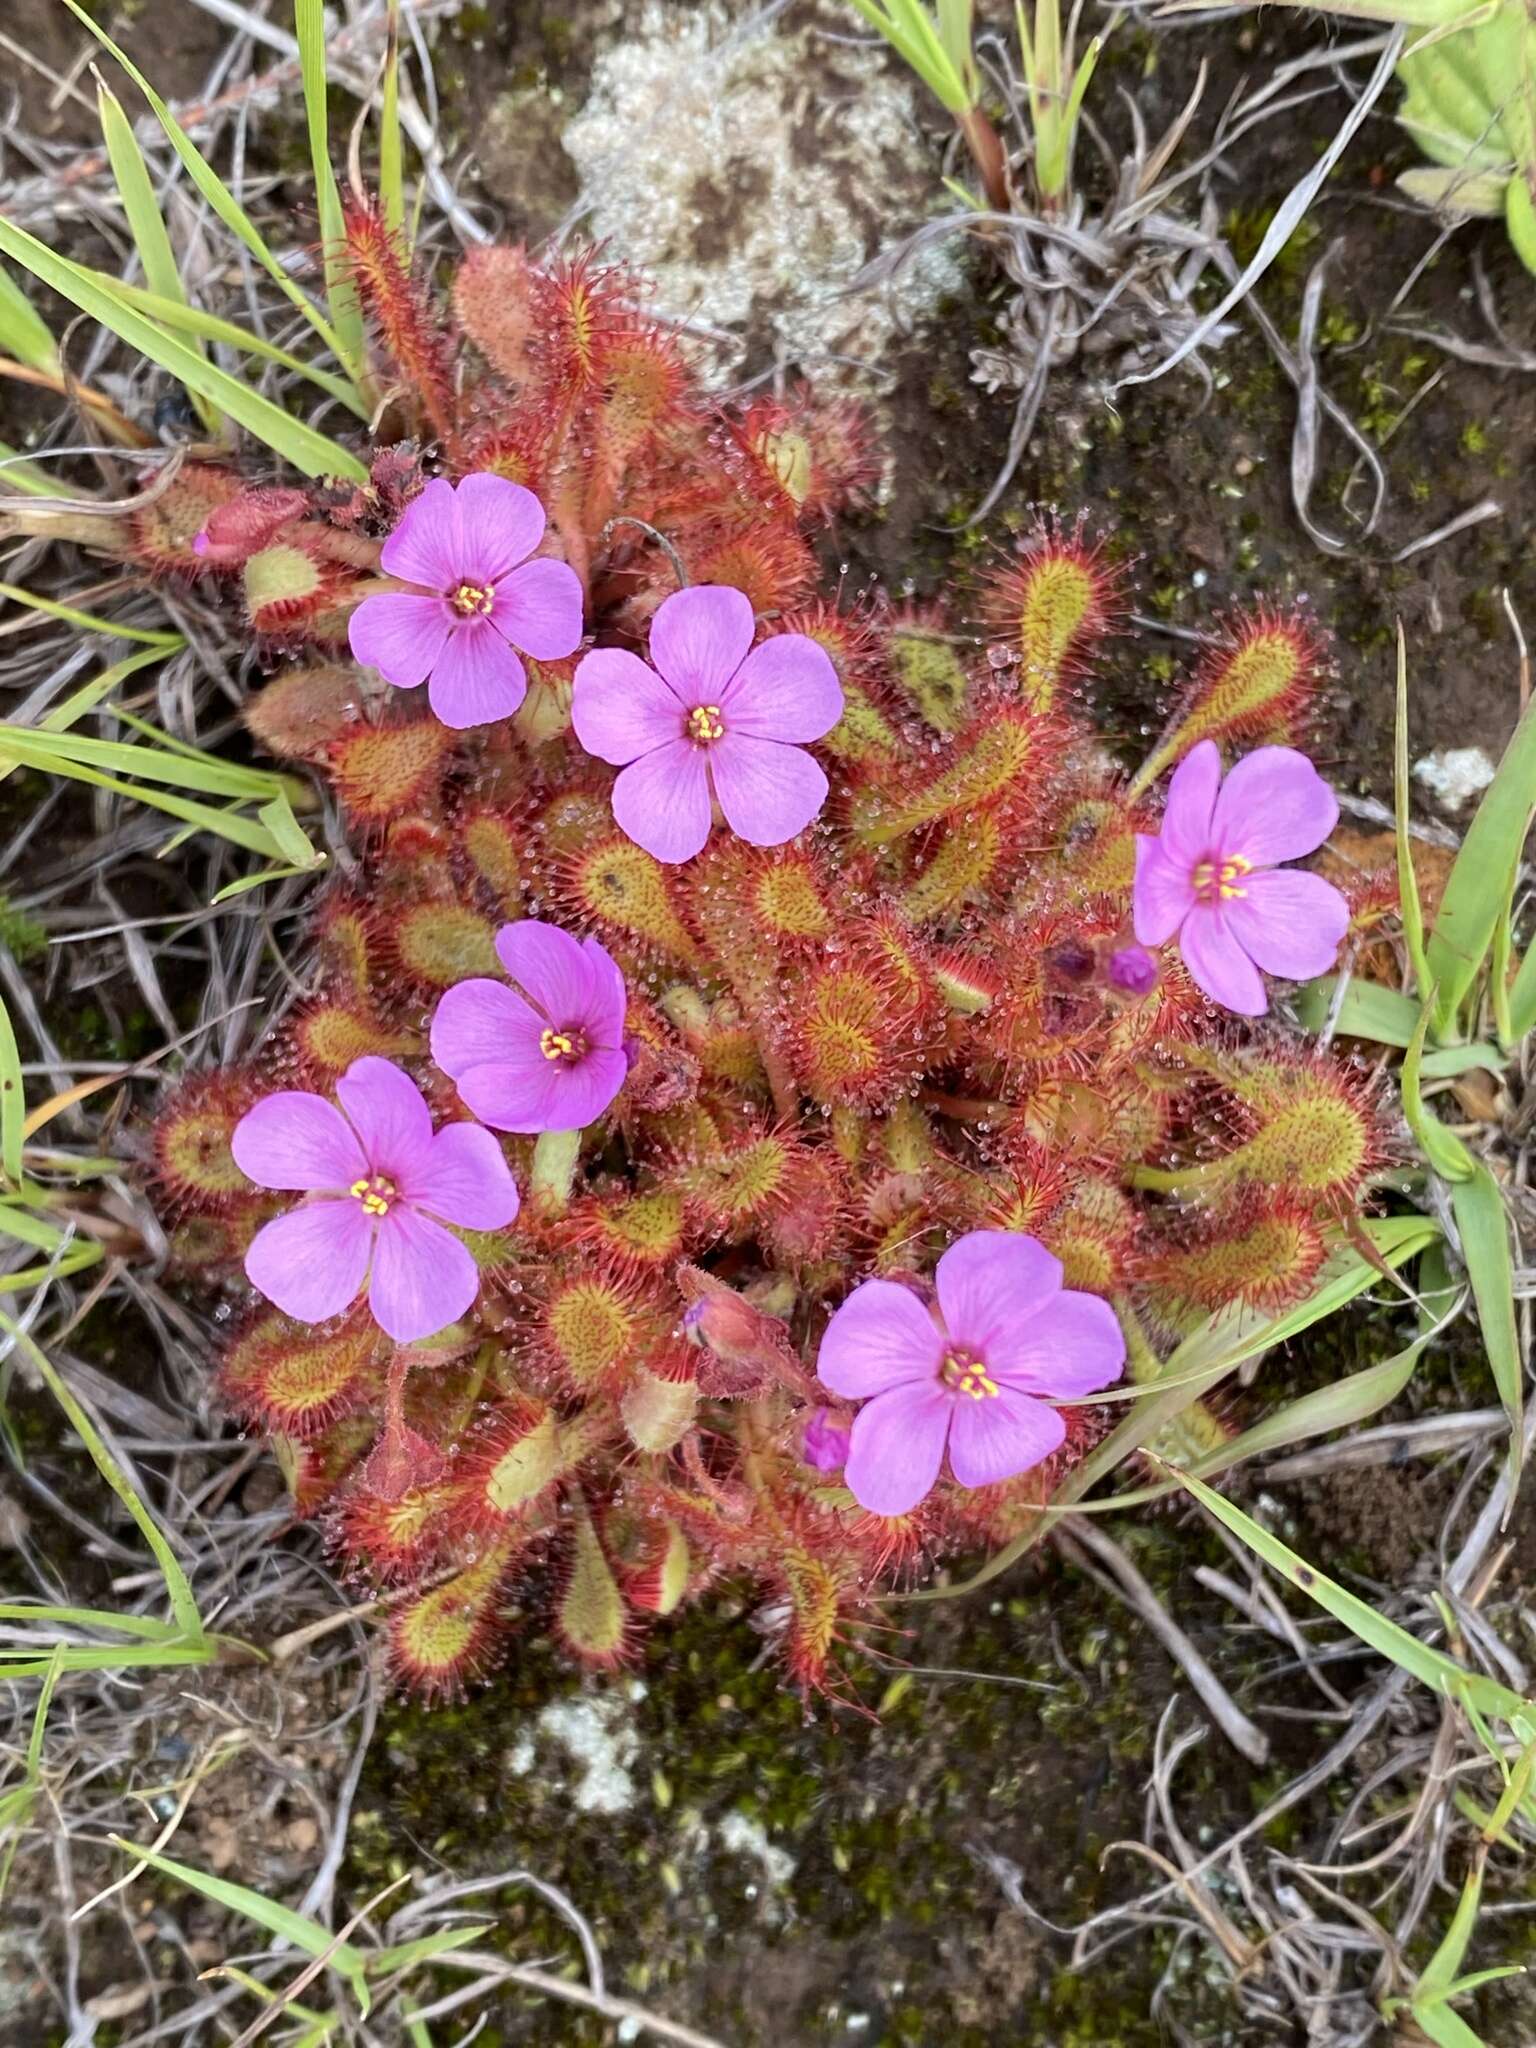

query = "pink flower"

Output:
[[570, 584, 843, 864], [816, 1231, 1124, 1517], [1133, 740, 1349, 1017], [232, 1056, 519, 1344], [347, 473, 584, 731], [430, 920, 629, 1134]]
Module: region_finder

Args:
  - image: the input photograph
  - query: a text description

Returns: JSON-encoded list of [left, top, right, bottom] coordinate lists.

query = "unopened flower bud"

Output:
[[802, 1406, 851, 1473]]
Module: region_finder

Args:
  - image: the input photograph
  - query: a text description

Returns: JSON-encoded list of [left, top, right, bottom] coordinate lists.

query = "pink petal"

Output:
[[368, 1204, 479, 1343], [245, 1200, 372, 1323], [708, 735, 828, 847], [491, 557, 585, 661], [1179, 904, 1268, 1015], [348, 591, 450, 688], [844, 1385, 952, 1516], [648, 584, 755, 697], [453, 473, 546, 583], [578, 936, 628, 1042], [947, 1386, 1064, 1490], [571, 647, 687, 764], [335, 1057, 434, 1181], [1133, 837, 1197, 947], [495, 920, 602, 1028], [399, 1121, 520, 1230], [459, 1042, 624, 1133], [1159, 740, 1222, 868], [611, 740, 713, 863], [934, 1231, 1062, 1360], [426, 618, 527, 730], [431, 978, 543, 1080], [1211, 747, 1338, 867], [378, 477, 461, 588], [540, 1045, 628, 1130], [1222, 867, 1351, 981], [817, 1278, 944, 1399], [719, 633, 844, 742], [986, 1290, 1126, 1398], [232, 1092, 366, 1192]]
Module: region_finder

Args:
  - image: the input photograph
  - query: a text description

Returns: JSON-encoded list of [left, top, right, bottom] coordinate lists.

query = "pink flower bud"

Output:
[[1107, 943, 1159, 997]]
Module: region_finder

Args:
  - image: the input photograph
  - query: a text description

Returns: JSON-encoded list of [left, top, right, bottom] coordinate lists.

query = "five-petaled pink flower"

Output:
[[1133, 740, 1349, 1017], [430, 920, 629, 1134], [348, 472, 584, 731], [570, 583, 843, 864], [816, 1231, 1124, 1517], [232, 1056, 519, 1344]]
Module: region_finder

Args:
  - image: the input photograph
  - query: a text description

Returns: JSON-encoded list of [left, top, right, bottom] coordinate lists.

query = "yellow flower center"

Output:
[[687, 704, 726, 744], [1191, 853, 1252, 902], [450, 581, 495, 618], [940, 1346, 999, 1400], [540, 1026, 585, 1063], [349, 1173, 396, 1217]]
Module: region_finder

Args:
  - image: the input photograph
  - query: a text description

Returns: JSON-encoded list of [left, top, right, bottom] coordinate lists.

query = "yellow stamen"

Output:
[[1192, 853, 1252, 902], [540, 1027, 578, 1062], [687, 703, 725, 743], [450, 581, 495, 618], [349, 1174, 394, 1217], [940, 1347, 1000, 1401]]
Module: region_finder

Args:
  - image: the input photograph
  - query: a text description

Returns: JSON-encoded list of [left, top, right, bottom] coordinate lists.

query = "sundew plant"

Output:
[[2, 0, 1531, 1760], [108, 235, 1407, 1693]]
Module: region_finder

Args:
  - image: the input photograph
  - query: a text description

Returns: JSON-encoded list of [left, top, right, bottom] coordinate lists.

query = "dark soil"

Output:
[[7, 2, 1536, 2044]]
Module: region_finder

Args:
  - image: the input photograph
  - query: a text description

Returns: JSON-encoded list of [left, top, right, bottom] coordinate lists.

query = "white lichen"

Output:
[[513, 1695, 641, 1815], [716, 1809, 798, 1892], [561, 1, 964, 378], [1412, 745, 1496, 811]]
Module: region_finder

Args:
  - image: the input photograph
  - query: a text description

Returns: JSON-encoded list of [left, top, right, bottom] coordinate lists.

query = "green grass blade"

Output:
[[211, 859, 325, 904], [199, 1965, 335, 2033], [1402, 995, 1476, 1181], [1448, 1162, 1523, 1498], [0, 1601, 187, 1638], [1052, 1333, 1433, 1513], [1164, 1465, 1533, 1726], [10, 756, 300, 860], [2, 1308, 203, 1639], [1417, 1856, 1491, 2009], [0, 1645, 62, 1902], [0, 1246, 104, 1292], [0, 644, 177, 788], [0, 725, 313, 807], [295, 0, 369, 391], [1425, 679, 1536, 1039], [0, 1642, 218, 1678], [96, 78, 220, 437], [369, 1926, 484, 1974], [0, 996, 21, 1189], [88, 274, 367, 418], [1507, 935, 1536, 1043], [110, 1838, 371, 2002], [0, 264, 60, 375], [0, 215, 366, 482], [1295, 975, 1422, 1045], [0, 579, 183, 647], [380, 0, 406, 241], [1293, 978, 1500, 1074], [0, 443, 72, 498], [0, 1200, 74, 1252], [58, 0, 358, 383]]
